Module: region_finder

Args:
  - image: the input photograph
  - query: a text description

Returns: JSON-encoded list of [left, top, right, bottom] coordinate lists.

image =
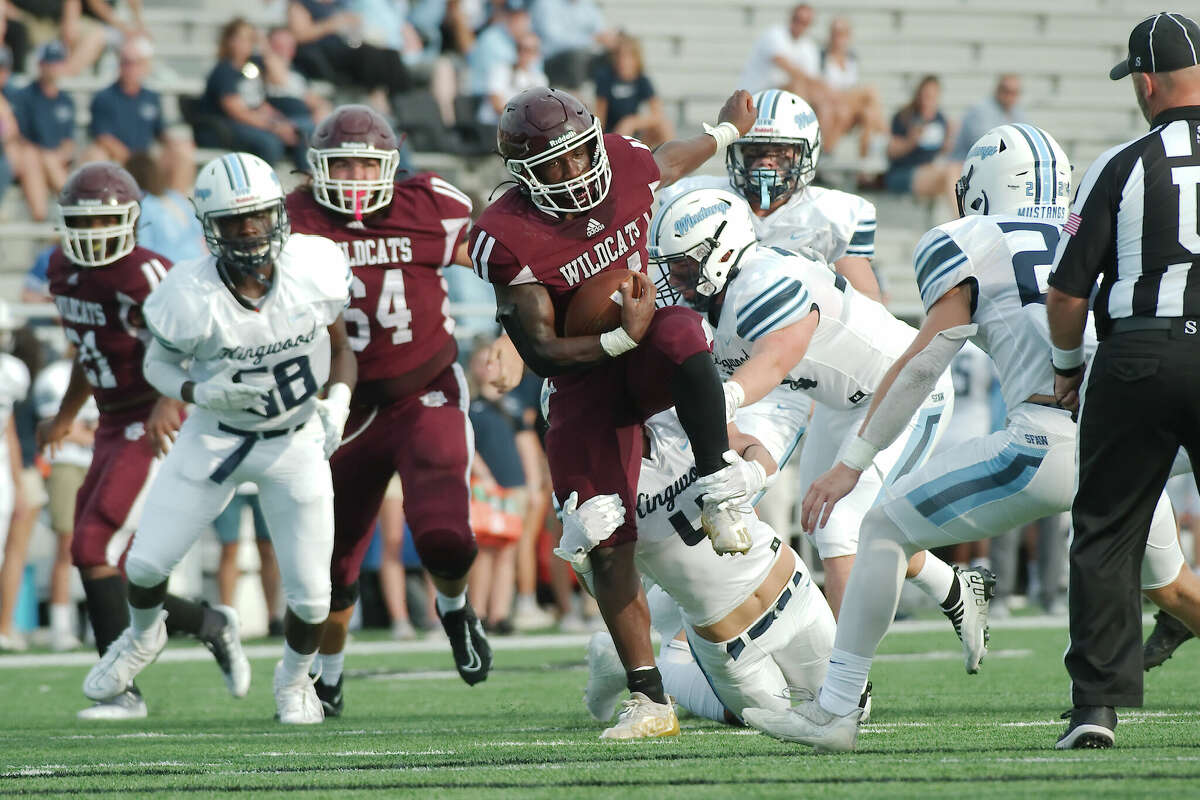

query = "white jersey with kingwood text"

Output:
[[713, 246, 914, 411], [660, 176, 876, 264], [143, 233, 350, 432], [912, 214, 1098, 412]]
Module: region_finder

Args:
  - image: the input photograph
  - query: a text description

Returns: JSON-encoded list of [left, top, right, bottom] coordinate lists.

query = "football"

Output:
[[563, 269, 654, 336]]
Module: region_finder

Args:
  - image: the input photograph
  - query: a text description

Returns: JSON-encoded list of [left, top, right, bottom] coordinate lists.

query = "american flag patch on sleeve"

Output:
[[1063, 213, 1082, 236]]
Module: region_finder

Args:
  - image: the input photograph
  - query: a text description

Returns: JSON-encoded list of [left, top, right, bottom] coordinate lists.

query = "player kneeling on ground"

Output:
[[82, 153, 357, 724]]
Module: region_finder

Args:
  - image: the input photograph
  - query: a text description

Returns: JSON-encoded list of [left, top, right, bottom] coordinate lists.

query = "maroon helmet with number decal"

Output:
[[57, 161, 141, 267], [497, 87, 611, 215], [308, 104, 402, 218]]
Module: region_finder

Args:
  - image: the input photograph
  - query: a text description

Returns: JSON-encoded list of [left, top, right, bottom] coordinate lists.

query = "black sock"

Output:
[[940, 572, 962, 610], [81, 575, 129, 658], [626, 666, 668, 705], [671, 352, 729, 475], [162, 594, 212, 638]]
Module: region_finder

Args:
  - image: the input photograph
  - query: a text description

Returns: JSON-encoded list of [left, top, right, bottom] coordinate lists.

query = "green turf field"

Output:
[[1, 619, 1197, 798]]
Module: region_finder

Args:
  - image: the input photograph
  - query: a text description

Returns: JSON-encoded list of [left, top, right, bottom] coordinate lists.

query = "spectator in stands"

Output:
[[466, 0, 531, 97], [0, 46, 19, 207], [884, 74, 959, 206], [0, 8, 31, 73], [73, 0, 147, 75], [593, 32, 672, 148], [286, 0, 413, 104], [81, 36, 167, 164], [952, 74, 1028, 161], [478, 30, 545, 125], [213, 487, 284, 637], [819, 16, 884, 159], [530, 0, 612, 88], [198, 18, 311, 172], [124, 151, 206, 263], [739, 4, 832, 112], [10, 0, 108, 78], [12, 41, 74, 220], [263, 26, 332, 125], [439, 0, 478, 57]]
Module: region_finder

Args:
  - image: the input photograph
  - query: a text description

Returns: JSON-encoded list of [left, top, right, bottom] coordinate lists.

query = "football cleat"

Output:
[[941, 567, 996, 674], [744, 691, 862, 753], [584, 631, 626, 721], [858, 681, 873, 725], [77, 685, 148, 720], [438, 604, 493, 686], [0, 631, 28, 652], [274, 661, 324, 724], [1055, 706, 1116, 750], [203, 604, 251, 698], [1143, 610, 1194, 671], [83, 612, 167, 701], [315, 674, 344, 718], [701, 497, 752, 555], [600, 693, 680, 739], [50, 629, 82, 653]]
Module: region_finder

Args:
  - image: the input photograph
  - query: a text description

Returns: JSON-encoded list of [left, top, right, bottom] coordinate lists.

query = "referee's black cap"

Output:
[[1110, 12, 1200, 80]]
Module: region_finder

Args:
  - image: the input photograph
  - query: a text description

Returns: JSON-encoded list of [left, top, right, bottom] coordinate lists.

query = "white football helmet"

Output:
[[34, 359, 99, 422], [956, 124, 1071, 219], [193, 153, 289, 284], [728, 90, 821, 211], [648, 188, 758, 311]]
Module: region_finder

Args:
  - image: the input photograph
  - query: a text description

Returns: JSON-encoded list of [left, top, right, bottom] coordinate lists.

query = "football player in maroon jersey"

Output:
[[469, 87, 758, 737], [286, 105, 485, 713], [36, 162, 250, 720]]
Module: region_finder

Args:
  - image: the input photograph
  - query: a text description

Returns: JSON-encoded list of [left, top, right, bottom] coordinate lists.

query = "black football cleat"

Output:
[[1144, 610, 1194, 671], [1055, 705, 1116, 749], [438, 603, 492, 686], [314, 674, 343, 718]]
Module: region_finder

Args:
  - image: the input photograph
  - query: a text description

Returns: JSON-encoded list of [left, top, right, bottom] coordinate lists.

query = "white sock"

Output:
[[907, 553, 956, 604], [658, 639, 727, 723], [130, 604, 164, 637], [319, 652, 344, 685], [819, 648, 873, 716], [50, 603, 74, 635], [436, 590, 466, 615], [280, 642, 317, 685], [515, 594, 536, 612]]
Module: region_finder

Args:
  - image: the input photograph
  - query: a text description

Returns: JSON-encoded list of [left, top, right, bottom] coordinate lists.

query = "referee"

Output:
[[1047, 11, 1200, 750]]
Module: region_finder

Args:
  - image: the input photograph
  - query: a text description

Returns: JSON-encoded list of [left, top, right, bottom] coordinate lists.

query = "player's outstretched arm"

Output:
[[727, 310, 819, 408], [652, 90, 756, 189]]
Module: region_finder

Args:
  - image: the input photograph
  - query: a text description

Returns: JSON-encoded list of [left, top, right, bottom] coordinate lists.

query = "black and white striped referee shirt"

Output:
[[1048, 106, 1200, 337]]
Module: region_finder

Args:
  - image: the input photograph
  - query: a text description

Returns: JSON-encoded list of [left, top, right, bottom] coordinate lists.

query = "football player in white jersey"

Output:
[[82, 153, 357, 725], [659, 90, 880, 301], [0, 304, 31, 634], [649, 188, 980, 634], [742, 124, 1200, 752]]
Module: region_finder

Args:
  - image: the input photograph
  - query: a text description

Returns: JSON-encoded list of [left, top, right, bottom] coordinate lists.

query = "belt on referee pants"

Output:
[[1108, 317, 1180, 336], [209, 421, 306, 483], [725, 570, 804, 661]]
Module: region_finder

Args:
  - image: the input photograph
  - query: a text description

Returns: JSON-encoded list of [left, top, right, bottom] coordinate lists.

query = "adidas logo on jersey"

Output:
[[585, 218, 604, 237]]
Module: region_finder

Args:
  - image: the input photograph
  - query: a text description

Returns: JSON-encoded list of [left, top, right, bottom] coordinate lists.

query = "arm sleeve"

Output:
[[913, 227, 976, 313], [308, 237, 353, 324], [142, 339, 191, 401], [844, 196, 877, 260], [142, 282, 201, 356], [731, 273, 816, 342], [1047, 146, 1120, 298], [612, 132, 660, 189]]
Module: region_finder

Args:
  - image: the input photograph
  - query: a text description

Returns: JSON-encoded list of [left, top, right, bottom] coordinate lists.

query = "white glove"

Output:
[[697, 449, 770, 503], [722, 380, 745, 423], [553, 491, 625, 566], [192, 369, 266, 412], [314, 383, 352, 459]]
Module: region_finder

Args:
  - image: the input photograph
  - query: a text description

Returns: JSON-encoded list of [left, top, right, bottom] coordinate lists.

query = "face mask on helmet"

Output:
[[58, 203, 139, 267], [650, 232, 725, 312], [728, 140, 815, 211], [309, 150, 400, 219], [203, 201, 289, 287], [507, 120, 612, 215]]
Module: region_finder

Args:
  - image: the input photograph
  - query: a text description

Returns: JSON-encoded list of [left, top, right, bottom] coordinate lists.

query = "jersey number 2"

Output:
[[997, 221, 1061, 306]]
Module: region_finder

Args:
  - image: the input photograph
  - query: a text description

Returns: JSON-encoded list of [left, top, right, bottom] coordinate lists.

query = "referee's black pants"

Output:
[[1066, 324, 1200, 708]]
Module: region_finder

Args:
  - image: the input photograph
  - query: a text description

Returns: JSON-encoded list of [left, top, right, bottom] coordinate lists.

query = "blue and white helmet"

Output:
[[727, 90, 821, 211], [648, 188, 758, 311], [193, 153, 289, 283], [956, 124, 1071, 219]]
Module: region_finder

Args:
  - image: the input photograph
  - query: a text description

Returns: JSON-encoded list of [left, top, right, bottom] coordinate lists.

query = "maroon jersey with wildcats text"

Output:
[[46, 246, 171, 412], [469, 134, 660, 332], [287, 172, 473, 383]]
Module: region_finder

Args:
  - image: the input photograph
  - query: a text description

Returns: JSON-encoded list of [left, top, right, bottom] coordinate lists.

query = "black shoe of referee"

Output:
[[438, 603, 492, 685], [1144, 610, 1194, 671]]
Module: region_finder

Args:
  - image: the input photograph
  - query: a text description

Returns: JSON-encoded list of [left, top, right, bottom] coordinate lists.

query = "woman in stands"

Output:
[[593, 33, 674, 148], [883, 74, 960, 206]]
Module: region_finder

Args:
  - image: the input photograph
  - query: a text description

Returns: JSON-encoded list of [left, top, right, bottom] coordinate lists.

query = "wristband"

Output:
[[1051, 344, 1085, 370], [600, 327, 638, 357], [722, 380, 745, 423], [840, 435, 878, 472], [702, 121, 740, 151]]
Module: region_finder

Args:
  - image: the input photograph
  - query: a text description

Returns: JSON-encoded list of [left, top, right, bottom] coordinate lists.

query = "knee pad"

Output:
[[413, 527, 478, 580], [124, 552, 168, 589], [288, 596, 331, 625], [329, 581, 360, 612]]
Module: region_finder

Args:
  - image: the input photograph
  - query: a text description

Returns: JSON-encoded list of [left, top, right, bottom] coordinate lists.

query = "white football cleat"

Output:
[[941, 567, 996, 674], [77, 686, 148, 720], [274, 661, 324, 725], [600, 693, 680, 739], [83, 612, 167, 701], [205, 604, 251, 698], [584, 632, 626, 721], [744, 695, 862, 753], [700, 496, 752, 555]]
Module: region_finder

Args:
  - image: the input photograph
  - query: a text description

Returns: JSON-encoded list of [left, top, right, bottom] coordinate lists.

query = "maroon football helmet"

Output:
[[57, 161, 141, 267], [308, 104, 401, 217], [497, 87, 611, 215]]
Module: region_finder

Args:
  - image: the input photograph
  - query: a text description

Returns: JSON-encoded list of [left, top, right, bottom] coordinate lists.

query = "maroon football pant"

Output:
[[72, 405, 157, 569], [330, 363, 475, 587], [544, 305, 711, 547]]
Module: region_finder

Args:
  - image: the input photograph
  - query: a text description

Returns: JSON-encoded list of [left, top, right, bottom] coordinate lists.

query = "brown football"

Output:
[[563, 269, 654, 336]]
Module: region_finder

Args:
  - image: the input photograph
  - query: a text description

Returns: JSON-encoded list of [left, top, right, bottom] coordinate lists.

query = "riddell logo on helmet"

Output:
[[549, 131, 578, 146]]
